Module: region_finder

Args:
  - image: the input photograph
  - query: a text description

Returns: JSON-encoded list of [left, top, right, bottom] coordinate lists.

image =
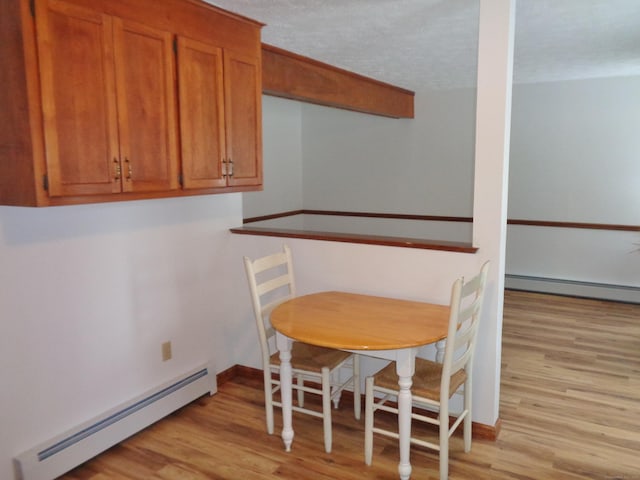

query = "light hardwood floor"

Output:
[[61, 291, 640, 479]]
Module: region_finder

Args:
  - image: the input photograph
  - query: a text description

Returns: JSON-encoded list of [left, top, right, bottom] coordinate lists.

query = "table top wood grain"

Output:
[[271, 291, 450, 350]]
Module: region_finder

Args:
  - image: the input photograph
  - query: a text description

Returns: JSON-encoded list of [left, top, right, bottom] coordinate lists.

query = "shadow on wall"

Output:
[[0, 194, 240, 246]]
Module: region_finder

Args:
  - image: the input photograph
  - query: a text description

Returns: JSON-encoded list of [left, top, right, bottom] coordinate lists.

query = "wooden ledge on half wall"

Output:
[[232, 210, 638, 253], [230, 210, 478, 253], [262, 43, 415, 119]]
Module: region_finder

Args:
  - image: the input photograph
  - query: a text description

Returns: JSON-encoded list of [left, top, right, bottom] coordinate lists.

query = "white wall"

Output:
[[507, 226, 639, 286], [243, 96, 303, 218], [0, 195, 255, 479], [301, 88, 477, 217], [244, 88, 474, 216], [507, 75, 640, 292], [509, 76, 640, 224]]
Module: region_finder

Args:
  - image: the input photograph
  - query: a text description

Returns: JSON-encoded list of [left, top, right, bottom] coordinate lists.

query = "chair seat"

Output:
[[372, 358, 467, 401], [270, 342, 353, 372]]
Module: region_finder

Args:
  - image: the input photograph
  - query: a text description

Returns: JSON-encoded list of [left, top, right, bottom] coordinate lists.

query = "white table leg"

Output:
[[276, 332, 294, 451], [395, 349, 417, 480]]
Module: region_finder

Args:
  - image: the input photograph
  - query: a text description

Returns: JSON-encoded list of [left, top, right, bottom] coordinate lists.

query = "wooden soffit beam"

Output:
[[261, 44, 414, 119]]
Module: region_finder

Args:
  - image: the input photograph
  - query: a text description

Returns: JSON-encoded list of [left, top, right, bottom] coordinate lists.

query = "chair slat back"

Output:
[[441, 261, 490, 395], [243, 245, 296, 365], [257, 273, 291, 299]]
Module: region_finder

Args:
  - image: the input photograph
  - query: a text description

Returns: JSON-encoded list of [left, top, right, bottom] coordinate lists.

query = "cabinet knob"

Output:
[[125, 158, 132, 180], [113, 158, 121, 181]]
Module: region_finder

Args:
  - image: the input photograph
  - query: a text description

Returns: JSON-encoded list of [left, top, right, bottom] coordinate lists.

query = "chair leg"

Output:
[[264, 369, 275, 435], [353, 355, 361, 420], [364, 376, 374, 465], [463, 380, 472, 452], [439, 411, 449, 480], [322, 367, 332, 453], [297, 374, 304, 407]]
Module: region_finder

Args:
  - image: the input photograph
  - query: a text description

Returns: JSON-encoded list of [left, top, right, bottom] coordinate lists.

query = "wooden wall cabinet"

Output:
[[0, 0, 263, 206], [178, 38, 262, 190], [37, 0, 179, 197]]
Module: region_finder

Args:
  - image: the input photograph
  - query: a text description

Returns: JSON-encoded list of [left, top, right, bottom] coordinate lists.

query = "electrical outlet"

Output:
[[161, 341, 172, 361]]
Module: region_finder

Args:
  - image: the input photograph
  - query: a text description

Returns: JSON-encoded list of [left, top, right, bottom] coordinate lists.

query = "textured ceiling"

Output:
[[206, 0, 640, 91]]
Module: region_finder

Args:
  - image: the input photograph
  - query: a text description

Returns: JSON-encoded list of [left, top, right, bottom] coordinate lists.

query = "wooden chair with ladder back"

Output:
[[243, 244, 361, 453], [364, 261, 490, 479]]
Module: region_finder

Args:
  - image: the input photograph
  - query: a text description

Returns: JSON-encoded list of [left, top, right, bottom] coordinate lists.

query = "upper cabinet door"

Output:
[[177, 36, 227, 189], [113, 18, 179, 193], [36, 0, 121, 197], [224, 51, 262, 187]]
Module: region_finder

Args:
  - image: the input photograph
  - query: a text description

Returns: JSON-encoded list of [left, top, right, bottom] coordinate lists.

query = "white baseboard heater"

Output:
[[505, 274, 640, 304], [14, 363, 216, 480]]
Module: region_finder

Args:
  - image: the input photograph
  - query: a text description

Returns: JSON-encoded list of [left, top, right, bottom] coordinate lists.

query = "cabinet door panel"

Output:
[[36, 0, 121, 196], [177, 37, 226, 189], [114, 18, 179, 193], [224, 52, 262, 187]]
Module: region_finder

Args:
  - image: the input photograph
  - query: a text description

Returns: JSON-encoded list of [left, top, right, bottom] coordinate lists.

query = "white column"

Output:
[[472, 0, 516, 424]]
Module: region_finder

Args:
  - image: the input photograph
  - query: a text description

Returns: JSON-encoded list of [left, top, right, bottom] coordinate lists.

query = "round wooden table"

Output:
[[271, 291, 450, 480]]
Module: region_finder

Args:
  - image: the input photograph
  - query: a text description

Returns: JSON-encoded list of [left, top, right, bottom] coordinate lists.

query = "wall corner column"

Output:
[[472, 0, 516, 425]]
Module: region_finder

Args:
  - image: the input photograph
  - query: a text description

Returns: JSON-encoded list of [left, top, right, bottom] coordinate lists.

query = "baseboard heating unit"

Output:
[[505, 274, 640, 304], [14, 363, 216, 480]]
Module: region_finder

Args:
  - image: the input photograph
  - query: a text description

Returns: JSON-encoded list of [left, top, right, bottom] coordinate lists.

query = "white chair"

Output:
[[243, 244, 360, 453], [364, 261, 490, 479]]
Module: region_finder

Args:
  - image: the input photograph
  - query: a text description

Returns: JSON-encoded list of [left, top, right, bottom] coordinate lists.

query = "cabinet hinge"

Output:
[[29, 0, 35, 18], [42, 174, 48, 191]]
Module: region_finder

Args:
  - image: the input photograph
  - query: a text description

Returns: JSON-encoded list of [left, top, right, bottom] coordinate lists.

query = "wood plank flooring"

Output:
[[61, 291, 640, 479]]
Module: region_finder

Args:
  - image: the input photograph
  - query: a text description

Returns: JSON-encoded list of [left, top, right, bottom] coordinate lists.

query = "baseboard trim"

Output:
[[475, 417, 501, 441], [219, 364, 500, 441], [217, 364, 261, 385], [505, 274, 640, 304]]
